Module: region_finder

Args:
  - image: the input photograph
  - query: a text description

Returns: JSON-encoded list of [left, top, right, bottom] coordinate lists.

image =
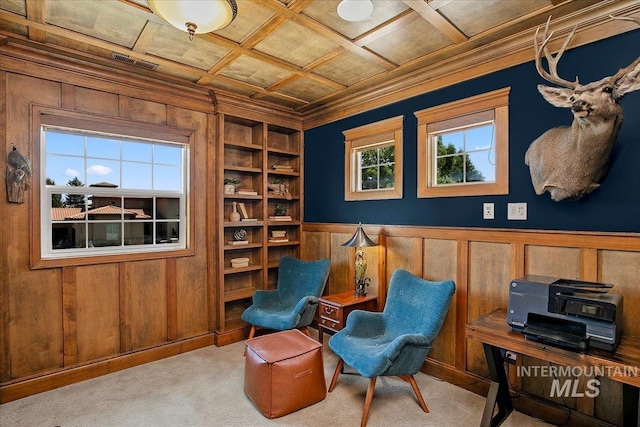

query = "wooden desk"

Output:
[[467, 309, 640, 427], [317, 292, 377, 343]]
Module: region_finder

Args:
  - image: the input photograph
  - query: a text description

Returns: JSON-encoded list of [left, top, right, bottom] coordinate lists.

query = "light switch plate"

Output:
[[507, 203, 527, 220]]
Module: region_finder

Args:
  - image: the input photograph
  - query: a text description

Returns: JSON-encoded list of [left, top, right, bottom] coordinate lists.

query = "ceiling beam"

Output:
[[353, 9, 416, 47], [254, 0, 398, 70], [25, 0, 46, 43], [402, 0, 468, 44], [121, 0, 344, 93], [0, 10, 309, 107]]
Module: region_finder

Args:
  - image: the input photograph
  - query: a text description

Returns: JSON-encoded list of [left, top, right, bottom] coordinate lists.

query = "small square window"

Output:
[[344, 116, 403, 201], [415, 88, 510, 198]]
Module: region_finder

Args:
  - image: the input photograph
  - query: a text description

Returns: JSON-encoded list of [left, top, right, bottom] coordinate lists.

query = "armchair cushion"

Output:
[[328, 269, 455, 378], [241, 256, 330, 332]]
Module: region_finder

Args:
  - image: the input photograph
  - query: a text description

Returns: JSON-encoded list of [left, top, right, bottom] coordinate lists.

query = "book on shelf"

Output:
[[228, 240, 249, 245], [268, 215, 292, 221], [238, 202, 250, 219], [237, 189, 258, 196], [240, 218, 258, 222], [268, 238, 289, 243], [272, 164, 293, 170]]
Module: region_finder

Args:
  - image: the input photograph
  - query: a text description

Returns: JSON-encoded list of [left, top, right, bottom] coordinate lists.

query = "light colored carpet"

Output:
[[0, 335, 552, 427]]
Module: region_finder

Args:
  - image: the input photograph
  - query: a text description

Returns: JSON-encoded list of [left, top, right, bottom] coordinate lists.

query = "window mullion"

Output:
[[41, 123, 188, 259]]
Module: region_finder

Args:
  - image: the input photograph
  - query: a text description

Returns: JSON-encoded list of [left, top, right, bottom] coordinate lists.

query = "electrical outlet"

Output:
[[507, 202, 527, 220], [483, 203, 494, 220]]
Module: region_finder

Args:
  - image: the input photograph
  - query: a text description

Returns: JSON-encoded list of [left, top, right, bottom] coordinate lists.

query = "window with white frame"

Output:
[[344, 115, 403, 201], [41, 126, 188, 259], [415, 88, 510, 198]]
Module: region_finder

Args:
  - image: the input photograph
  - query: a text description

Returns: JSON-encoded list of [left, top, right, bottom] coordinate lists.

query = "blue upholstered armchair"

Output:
[[241, 256, 330, 340], [328, 269, 455, 427]]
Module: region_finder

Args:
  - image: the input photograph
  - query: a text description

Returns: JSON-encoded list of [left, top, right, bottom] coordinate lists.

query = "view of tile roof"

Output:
[[51, 207, 82, 221], [51, 206, 151, 220]]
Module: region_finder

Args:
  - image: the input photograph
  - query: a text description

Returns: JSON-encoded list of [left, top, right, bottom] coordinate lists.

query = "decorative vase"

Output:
[[224, 184, 236, 194], [230, 202, 241, 222], [354, 250, 369, 296], [355, 250, 366, 282]]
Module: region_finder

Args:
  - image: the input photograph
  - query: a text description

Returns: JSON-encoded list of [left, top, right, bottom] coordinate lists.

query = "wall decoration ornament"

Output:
[[525, 16, 640, 201], [267, 181, 291, 200], [6, 144, 32, 204], [233, 228, 247, 241]]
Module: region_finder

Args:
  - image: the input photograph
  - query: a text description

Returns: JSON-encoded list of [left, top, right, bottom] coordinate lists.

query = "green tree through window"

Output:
[[359, 145, 395, 190], [64, 177, 86, 208], [435, 136, 486, 184], [46, 178, 63, 207]]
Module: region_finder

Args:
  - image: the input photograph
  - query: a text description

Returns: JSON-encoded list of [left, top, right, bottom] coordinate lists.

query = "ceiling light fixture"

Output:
[[337, 0, 374, 22], [148, 0, 238, 41]]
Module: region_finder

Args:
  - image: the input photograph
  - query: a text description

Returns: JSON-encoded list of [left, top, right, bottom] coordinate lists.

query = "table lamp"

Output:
[[342, 222, 377, 296]]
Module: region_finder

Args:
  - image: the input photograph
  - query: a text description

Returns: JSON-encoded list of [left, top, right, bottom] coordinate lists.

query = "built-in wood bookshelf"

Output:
[[216, 114, 302, 341]]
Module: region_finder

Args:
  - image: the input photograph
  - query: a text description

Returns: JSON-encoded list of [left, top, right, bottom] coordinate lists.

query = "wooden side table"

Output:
[[317, 291, 378, 343]]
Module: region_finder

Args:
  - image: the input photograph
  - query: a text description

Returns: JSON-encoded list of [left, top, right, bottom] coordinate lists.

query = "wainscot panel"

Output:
[[302, 222, 640, 427]]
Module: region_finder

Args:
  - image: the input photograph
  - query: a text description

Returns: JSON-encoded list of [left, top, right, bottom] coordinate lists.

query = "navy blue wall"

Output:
[[304, 29, 640, 233]]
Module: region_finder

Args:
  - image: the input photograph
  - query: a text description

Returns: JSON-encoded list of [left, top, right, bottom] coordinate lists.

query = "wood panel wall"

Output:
[[302, 223, 640, 427], [0, 68, 215, 402], [0, 46, 304, 403]]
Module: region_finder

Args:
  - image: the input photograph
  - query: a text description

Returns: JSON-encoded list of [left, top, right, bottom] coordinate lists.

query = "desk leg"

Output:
[[622, 383, 639, 427], [480, 344, 513, 427]]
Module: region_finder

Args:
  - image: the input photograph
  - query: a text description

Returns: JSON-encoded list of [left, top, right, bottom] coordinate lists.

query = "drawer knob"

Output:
[[323, 306, 335, 315]]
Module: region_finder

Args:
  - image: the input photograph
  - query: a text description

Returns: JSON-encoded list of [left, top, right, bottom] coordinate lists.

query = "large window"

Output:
[[344, 115, 403, 201], [35, 109, 191, 262], [415, 88, 509, 198]]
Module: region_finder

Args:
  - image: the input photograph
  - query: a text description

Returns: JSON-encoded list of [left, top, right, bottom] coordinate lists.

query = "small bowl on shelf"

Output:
[[231, 257, 250, 268]]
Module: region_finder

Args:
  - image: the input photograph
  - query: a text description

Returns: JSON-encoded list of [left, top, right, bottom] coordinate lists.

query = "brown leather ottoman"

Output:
[[244, 329, 326, 418]]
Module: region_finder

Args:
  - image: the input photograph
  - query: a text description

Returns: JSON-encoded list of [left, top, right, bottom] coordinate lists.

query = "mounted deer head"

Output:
[[525, 16, 640, 201]]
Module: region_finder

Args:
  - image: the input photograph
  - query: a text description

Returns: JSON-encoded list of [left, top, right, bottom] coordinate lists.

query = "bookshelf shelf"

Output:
[[217, 113, 302, 340]]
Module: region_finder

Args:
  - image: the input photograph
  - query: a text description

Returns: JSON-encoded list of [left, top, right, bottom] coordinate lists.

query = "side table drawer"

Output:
[[317, 292, 378, 343], [320, 303, 342, 323], [319, 317, 341, 331], [320, 302, 343, 331]]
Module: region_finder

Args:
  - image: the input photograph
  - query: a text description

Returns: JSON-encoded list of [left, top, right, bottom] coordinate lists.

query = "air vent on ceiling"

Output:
[[110, 53, 159, 71], [134, 59, 159, 70]]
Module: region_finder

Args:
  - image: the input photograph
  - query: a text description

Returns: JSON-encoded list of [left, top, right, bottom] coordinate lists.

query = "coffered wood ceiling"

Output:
[[1, 0, 639, 127]]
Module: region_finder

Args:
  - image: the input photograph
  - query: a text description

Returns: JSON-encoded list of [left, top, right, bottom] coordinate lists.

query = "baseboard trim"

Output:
[[0, 333, 215, 403], [214, 328, 248, 346]]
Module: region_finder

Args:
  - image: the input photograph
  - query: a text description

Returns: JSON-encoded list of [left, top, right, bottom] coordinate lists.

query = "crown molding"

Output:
[[301, 0, 640, 130]]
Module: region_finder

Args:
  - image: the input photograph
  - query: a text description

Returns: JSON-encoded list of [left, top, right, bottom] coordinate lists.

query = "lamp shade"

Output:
[[342, 223, 377, 248], [337, 0, 374, 22], [149, 0, 237, 36]]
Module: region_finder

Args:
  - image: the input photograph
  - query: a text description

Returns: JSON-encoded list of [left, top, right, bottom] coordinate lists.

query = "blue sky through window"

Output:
[[45, 130, 183, 191], [436, 123, 495, 183]]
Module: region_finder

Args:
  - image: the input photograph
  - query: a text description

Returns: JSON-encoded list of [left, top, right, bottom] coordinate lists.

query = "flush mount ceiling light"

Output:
[[337, 0, 374, 22], [148, 0, 238, 41]]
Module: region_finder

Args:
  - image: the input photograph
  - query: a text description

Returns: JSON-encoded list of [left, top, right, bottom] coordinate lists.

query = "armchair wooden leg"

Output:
[[399, 375, 429, 413], [300, 327, 311, 337], [361, 377, 377, 427], [329, 359, 344, 392], [243, 326, 257, 356]]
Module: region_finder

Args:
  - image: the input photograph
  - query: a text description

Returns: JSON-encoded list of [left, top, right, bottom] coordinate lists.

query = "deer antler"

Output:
[[534, 16, 579, 88], [609, 15, 640, 82], [609, 14, 640, 25]]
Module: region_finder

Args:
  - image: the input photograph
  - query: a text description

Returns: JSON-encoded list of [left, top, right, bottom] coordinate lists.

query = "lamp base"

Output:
[[354, 277, 371, 296]]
